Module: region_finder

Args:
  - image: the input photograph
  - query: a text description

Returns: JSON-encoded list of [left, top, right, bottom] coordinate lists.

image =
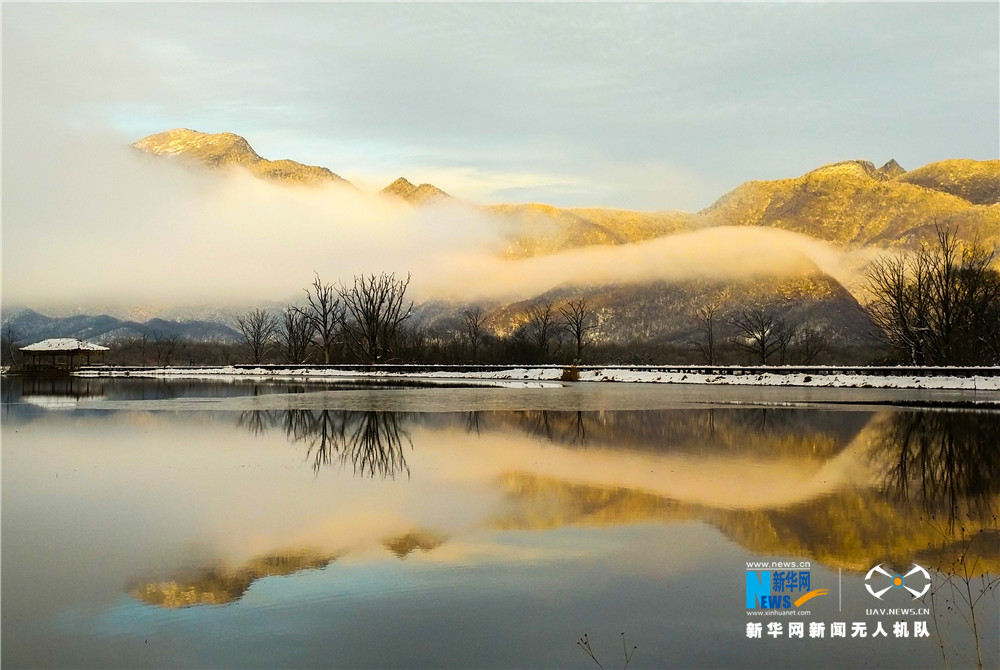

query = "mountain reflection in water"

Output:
[[130, 551, 340, 608], [130, 407, 998, 611], [232, 407, 997, 567]]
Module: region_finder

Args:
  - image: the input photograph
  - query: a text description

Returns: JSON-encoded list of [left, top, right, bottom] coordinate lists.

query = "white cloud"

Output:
[[2, 2, 996, 310]]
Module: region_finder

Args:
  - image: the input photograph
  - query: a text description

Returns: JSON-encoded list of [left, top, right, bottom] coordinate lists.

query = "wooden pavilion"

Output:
[[19, 338, 109, 371]]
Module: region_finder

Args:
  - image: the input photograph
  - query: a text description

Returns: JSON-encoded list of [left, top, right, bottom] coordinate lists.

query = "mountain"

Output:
[[125, 129, 997, 355], [484, 203, 694, 258], [485, 159, 997, 257], [380, 177, 451, 205], [133, 129, 352, 187], [479, 268, 871, 348], [699, 159, 1000, 250], [4, 308, 241, 345], [877, 159, 906, 178], [132, 128, 997, 255], [896, 159, 1000, 205], [483, 159, 997, 258]]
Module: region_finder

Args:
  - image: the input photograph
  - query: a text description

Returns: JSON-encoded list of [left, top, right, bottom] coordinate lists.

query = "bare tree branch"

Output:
[[864, 226, 1000, 365], [338, 272, 413, 364], [560, 297, 596, 361], [295, 273, 344, 364], [462, 306, 486, 363], [525, 301, 556, 360], [691, 304, 719, 365], [729, 305, 794, 365], [278, 307, 315, 364], [235, 308, 279, 364]]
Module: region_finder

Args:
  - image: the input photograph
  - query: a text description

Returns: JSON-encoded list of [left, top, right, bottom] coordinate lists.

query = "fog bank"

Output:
[[3, 130, 865, 314]]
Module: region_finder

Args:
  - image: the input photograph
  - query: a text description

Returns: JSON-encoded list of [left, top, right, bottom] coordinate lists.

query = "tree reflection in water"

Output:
[[871, 410, 1000, 527], [237, 410, 412, 478], [869, 411, 1000, 670]]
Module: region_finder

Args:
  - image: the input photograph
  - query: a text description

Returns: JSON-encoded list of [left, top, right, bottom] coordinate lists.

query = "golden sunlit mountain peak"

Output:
[[133, 128, 352, 187], [897, 158, 1000, 205], [133, 128, 262, 167], [380, 177, 451, 205], [701, 158, 999, 250], [878, 159, 906, 178], [132, 129, 997, 258], [804, 159, 887, 181]]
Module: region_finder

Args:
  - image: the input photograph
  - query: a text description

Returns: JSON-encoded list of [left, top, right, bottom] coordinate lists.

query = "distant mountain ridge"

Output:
[[131, 129, 998, 256], [133, 129, 352, 187], [413, 263, 873, 350], [125, 129, 998, 355], [877, 159, 906, 178], [380, 177, 451, 205], [5, 308, 240, 346], [699, 159, 1000, 251], [897, 159, 1000, 205]]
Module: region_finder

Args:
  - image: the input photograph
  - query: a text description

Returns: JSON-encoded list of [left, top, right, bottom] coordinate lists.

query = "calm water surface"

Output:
[[2, 377, 998, 669]]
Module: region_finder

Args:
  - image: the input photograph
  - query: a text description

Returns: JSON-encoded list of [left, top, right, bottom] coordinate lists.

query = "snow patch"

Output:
[[70, 366, 1000, 391]]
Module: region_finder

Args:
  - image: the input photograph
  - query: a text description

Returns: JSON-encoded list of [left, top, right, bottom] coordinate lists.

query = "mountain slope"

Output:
[[123, 129, 995, 355], [4, 308, 241, 345], [133, 129, 352, 187], [482, 203, 698, 259], [482, 269, 871, 349], [380, 177, 451, 205], [877, 159, 906, 178], [700, 160, 999, 250], [132, 128, 997, 256], [484, 159, 997, 257], [896, 159, 1000, 205]]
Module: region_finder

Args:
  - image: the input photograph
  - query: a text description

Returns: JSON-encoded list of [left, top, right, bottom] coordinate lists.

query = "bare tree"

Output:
[[338, 272, 413, 364], [235, 308, 280, 364], [560, 297, 596, 361], [775, 319, 797, 365], [152, 331, 179, 367], [525, 301, 556, 360], [729, 306, 793, 365], [799, 328, 826, 364], [691, 304, 719, 364], [865, 227, 1000, 365], [279, 307, 315, 364], [865, 248, 935, 364], [138, 330, 150, 366], [462, 306, 487, 362], [296, 273, 344, 364], [1, 320, 23, 366]]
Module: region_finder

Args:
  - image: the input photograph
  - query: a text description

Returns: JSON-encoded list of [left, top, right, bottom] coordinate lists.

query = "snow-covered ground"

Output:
[[71, 365, 1000, 391]]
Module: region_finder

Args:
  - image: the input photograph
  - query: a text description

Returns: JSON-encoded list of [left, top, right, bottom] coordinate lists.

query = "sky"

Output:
[[2, 2, 998, 313]]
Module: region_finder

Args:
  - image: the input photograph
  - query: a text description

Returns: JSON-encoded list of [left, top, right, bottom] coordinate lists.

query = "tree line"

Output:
[[234, 272, 415, 365], [226, 271, 850, 368], [231, 273, 606, 366], [229, 227, 997, 368], [863, 227, 1000, 365], [3, 226, 996, 368]]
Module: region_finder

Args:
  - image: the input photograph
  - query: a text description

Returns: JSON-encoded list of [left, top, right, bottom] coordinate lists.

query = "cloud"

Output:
[[3, 3, 996, 213], [2, 126, 870, 313], [422, 225, 864, 304], [0, 129, 509, 310], [3, 3, 994, 312]]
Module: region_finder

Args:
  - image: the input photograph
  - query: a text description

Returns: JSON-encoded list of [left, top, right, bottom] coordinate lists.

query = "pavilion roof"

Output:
[[20, 338, 110, 352]]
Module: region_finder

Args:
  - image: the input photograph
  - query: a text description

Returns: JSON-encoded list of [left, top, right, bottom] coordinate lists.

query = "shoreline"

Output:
[[67, 364, 1000, 392]]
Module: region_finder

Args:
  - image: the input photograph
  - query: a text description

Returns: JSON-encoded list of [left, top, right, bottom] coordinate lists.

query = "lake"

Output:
[[2, 376, 998, 669]]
